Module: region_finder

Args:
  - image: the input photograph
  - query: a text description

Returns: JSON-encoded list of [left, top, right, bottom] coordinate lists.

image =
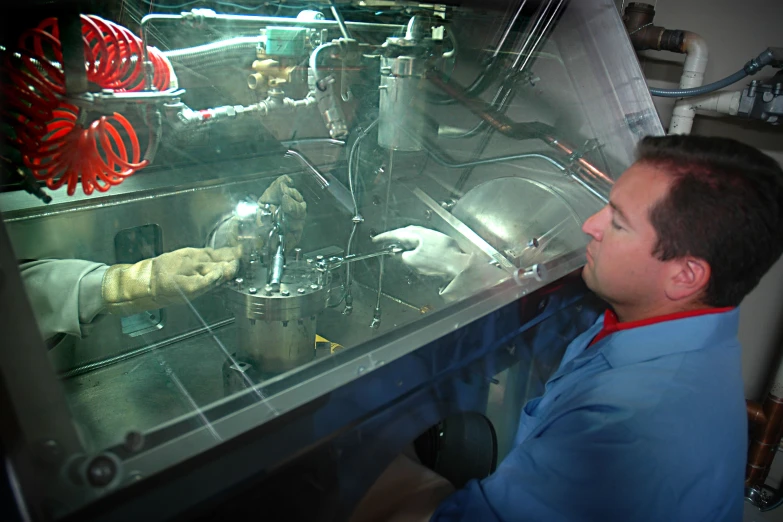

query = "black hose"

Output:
[[650, 48, 777, 98], [163, 36, 264, 69]]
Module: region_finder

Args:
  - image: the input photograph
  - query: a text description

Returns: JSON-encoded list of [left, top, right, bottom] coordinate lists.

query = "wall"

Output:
[[614, 0, 783, 400]]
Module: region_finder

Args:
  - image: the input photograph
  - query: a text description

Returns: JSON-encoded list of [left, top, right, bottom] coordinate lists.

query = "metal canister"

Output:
[[223, 261, 327, 376]]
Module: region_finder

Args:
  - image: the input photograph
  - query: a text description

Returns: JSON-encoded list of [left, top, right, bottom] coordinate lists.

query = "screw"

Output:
[[235, 278, 244, 284], [357, 366, 366, 375], [248, 287, 258, 294], [310, 284, 319, 290], [281, 289, 291, 296], [297, 288, 306, 294], [86, 455, 117, 488], [316, 255, 324, 261]]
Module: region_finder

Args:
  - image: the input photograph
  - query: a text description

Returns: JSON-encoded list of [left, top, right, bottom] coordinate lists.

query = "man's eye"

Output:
[[611, 220, 623, 230]]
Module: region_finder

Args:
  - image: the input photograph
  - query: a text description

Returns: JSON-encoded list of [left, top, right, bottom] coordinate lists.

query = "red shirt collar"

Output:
[[589, 307, 735, 347]]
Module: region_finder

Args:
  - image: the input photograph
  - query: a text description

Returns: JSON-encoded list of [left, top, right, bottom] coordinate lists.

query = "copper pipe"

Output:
[[426, 70, 614, 186], [544, 138, 615, 186], [747, 400, 768, 426], [622, 3, 685, 53], [746, 394, 783, 487]]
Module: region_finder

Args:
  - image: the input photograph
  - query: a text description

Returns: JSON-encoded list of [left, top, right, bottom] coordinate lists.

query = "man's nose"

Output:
[[582, 206, 608, 240]]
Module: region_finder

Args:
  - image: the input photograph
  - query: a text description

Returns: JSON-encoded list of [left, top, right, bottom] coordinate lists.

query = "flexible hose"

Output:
[[649, 69, 749, 98], [650, 48, 777, 98], [163, 36, 264, 69], [1, 15, 170, 196]]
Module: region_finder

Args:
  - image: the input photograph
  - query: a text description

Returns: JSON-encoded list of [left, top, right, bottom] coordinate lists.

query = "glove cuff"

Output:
[[101, 262, 157, 315]]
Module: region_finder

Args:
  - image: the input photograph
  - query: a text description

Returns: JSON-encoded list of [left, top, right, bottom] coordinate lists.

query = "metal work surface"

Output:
[[63, 283, 419, 452]]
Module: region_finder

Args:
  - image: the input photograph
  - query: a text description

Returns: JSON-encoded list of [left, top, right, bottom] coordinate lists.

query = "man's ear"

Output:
[[664, 257, 711, 302]]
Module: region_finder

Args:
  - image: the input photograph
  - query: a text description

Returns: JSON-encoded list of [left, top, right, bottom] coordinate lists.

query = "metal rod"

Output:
[[285, 149, 330, 189], [372, 149, 395, 328], [517, 0, 567, 73], [492, 0, 531, 61], [329, 0, 353, 40], [344, 120, 379, 315], [60, 12, 88, 95]]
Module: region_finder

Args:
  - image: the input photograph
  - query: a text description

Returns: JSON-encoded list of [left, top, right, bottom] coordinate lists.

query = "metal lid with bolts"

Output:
[[223, 263, 327, 322]]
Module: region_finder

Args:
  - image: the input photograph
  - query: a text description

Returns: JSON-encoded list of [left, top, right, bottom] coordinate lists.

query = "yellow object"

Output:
[[316, 334, 344, 353], [102, 246, 240, 315]]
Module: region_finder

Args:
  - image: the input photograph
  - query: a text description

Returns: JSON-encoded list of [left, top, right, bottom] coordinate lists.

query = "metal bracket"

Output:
[[68, 88, 187, 109], [566, 138, 603, 164]]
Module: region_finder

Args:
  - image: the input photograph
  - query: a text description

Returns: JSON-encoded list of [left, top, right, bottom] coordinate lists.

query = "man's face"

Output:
[[581, 162, 673, 310]]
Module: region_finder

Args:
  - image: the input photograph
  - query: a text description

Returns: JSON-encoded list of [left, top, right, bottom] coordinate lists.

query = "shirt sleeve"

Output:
[[430, 405, 682, 522], [20, 259, 109, 340]]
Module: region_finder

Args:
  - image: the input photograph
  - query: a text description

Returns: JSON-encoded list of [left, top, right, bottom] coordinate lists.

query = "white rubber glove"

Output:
[[101, 246, 241, 315], [372, 226, 473, 279], [258, 174, 307, 249]]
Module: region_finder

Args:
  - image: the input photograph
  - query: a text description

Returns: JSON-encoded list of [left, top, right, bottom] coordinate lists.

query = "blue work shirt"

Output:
[[432, 308, 747, 522]]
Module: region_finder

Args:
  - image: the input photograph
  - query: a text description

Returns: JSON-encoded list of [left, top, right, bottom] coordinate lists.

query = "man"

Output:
[[351, 135, 783, 521], [19, 175, 306, 341]]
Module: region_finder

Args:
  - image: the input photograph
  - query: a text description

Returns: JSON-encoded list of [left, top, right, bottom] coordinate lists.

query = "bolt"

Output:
[[310, 284, 319, 290], [424, 209, 432, 220], [281, 289, 290, 297], [357, 366, 366, 375], [86, 455, 117, 488], [528, 237, 539, 248], [235, 278, 244, 284], [294, 248, 302, 261], [248, 287, 258, 294], [124, 431, 144, 453], [264, 284, 274, 295], [297, 288, 306, 294], [316, 255, 324, 261]]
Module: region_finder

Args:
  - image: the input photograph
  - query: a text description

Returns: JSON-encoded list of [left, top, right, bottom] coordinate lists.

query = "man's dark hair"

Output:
[[637, 135, 783, 308]]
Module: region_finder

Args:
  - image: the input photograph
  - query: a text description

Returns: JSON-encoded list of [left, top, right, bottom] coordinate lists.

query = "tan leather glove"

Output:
[[258, 174, 307, 249], [101, 246, 240, 315]]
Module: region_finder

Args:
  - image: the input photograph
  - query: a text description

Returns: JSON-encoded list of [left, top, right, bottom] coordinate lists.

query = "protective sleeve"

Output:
[[20, 260, 109, 340], [430, 406, 681, 522]]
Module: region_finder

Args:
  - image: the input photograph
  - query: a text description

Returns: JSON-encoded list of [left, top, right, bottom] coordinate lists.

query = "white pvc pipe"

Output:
[[668, 32, 709, 135], [691, 90, 742, 116]]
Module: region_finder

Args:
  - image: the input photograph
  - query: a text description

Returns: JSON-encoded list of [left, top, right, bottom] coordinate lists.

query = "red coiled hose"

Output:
[[1, 15, 171, 196]]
